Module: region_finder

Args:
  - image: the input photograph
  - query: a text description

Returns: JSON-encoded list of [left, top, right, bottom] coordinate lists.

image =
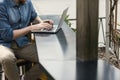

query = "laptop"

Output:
[[31, 8, 68, 33]]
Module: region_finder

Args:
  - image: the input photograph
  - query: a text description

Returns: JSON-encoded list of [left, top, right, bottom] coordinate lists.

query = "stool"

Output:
[[0, 64, 3, 74], [0, 70, 3, 73], [17, 59, 29, 75], [17, 59, 34, 75]]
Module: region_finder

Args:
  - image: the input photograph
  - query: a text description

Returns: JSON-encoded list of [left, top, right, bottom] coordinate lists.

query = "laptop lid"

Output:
[[56, 7, 68, 31]]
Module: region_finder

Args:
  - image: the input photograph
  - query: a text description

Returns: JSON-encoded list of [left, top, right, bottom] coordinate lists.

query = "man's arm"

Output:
[[13, 22, 52, 39], [13, 16, 43, 39], [32, 16, 43, 24]]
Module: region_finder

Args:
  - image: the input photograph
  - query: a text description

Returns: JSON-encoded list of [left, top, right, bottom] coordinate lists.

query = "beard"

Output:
[[19, 0, 26, 4]]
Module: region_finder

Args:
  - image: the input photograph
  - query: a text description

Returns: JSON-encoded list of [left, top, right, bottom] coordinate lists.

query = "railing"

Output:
[[98, 0, 120, 65], [98, 17, 106, 46]]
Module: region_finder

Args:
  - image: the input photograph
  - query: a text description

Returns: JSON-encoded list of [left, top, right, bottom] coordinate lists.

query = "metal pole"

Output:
[[105, 0, 110, 61]]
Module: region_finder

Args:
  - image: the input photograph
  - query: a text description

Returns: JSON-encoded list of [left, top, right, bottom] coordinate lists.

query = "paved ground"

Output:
[[98, 48, 120, 69]]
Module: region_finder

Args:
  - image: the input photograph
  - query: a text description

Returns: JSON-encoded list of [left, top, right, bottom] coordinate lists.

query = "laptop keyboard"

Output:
[[40, 25, 58, 31]]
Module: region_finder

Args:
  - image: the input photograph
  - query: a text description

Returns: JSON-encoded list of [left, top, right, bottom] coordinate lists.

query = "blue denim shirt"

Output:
[[0, 0, 37, 47]]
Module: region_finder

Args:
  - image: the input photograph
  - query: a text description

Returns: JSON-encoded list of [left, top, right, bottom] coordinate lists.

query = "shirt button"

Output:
[[21, 15, 23, 17], [19, 24, 21, 27]]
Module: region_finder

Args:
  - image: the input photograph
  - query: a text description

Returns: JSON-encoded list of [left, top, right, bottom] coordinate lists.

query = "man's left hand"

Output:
[[43, 20, 54, 25]]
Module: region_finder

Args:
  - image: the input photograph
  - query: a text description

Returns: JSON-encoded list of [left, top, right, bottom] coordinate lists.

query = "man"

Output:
[[0, 0, 53, 80]]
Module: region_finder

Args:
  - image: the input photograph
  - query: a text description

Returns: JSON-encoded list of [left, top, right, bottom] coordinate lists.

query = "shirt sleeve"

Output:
[[0, 5, 13, 42], [29, 1, 37, 22]]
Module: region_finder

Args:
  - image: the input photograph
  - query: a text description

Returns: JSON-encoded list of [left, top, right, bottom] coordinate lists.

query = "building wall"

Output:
[[32, 0, 76, 29]]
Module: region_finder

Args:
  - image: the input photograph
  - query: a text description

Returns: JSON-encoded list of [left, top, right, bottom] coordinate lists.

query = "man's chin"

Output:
[[19, 0, 26, 4]]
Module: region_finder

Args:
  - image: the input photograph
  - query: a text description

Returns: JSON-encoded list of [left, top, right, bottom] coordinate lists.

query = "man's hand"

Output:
[[13, 18, 53, 39], [43, 19, 54, 25], [30, 22, 53, 31]]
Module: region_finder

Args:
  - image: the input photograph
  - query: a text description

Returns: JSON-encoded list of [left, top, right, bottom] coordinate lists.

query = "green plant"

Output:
[[64, 15, 72, 27], [64, 15, 76, 32]]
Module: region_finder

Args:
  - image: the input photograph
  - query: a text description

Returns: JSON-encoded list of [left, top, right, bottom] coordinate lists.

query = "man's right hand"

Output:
[[30, 22, 53, 31]]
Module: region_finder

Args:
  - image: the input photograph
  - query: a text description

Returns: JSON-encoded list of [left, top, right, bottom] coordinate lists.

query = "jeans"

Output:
[[0, 42, 39, 80]]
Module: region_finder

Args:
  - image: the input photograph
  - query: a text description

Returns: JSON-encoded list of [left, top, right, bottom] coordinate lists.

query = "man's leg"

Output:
[[0, 45, 20, 80], [24, 64, 42, 80], [13, 43, 39, 63]]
